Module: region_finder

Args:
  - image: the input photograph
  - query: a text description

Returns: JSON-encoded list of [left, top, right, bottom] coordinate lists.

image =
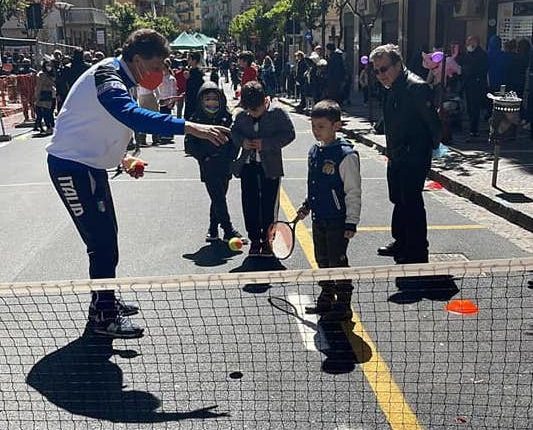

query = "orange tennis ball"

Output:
[[132, 161, 145, 175], [228, 237, 243, 251]]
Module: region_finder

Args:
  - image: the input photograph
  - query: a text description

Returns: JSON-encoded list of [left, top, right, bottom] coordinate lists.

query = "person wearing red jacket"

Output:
[[238, 51, 258, 86], [173, 59, 188, 118]]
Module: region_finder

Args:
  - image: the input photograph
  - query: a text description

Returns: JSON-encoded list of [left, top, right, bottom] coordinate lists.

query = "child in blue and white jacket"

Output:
[[297, 100, 362, 321]]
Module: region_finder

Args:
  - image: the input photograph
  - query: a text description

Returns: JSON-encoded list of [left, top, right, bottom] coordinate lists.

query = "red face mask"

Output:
[[139, 70, 163, 90]]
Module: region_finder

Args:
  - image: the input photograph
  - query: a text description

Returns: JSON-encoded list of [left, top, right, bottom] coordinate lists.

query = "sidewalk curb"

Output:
[[348, 131, 533, 233], [279, 97, 533, 233]]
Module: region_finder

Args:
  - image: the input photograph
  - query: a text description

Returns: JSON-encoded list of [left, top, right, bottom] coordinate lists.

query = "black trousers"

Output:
[[204, 173, 232, 232], [312, 219, 353, 293], [48, 155, 118, 312], [464, 81, 483, 134], [240, 162, 280, 242], [158, 105, 172, 140], [387, 159, 430, 261], [48, 155, 119, 278]]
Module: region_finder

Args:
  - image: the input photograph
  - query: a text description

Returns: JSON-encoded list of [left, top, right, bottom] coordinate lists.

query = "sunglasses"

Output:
[[374, 64, 395, 75]]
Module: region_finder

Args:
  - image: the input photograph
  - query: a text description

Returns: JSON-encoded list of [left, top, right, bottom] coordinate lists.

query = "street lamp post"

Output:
[[55, 2, 74, 45]]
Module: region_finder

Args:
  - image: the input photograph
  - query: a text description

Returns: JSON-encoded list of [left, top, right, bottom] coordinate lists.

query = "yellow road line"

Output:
[[358, 225, 484, 232], [279, 186, 423, 430]]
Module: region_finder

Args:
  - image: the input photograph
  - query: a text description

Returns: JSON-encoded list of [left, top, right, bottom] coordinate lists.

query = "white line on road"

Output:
[[287, 294, 329, 352], [0, 177, 387, 188]]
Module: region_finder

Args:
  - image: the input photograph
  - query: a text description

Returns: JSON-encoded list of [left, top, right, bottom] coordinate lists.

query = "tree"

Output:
[[0, 0, 28, 36], [333, 0, 350, 48], [346, 0, 383, 54], [105, 2, 139, 45], [229, 6, 256, 46], [134, 13, 179, 41]]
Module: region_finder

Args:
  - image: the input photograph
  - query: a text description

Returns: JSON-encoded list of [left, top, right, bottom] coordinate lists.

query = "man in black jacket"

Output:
[[370, 44, 442, 264], [458, 35, 488, 137], [326, 43, 346, 105], [184, 51, 205, 120]]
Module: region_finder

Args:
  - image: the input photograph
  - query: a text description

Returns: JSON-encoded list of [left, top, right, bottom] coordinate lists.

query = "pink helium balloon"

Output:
[[360, 55, 369, 65]]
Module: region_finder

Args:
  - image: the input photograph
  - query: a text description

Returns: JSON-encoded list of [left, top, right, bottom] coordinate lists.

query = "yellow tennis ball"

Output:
[[228, 237, 243, 251]]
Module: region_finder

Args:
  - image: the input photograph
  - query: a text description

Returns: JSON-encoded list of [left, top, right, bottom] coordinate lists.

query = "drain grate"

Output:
[[429, 253, 469, 263]]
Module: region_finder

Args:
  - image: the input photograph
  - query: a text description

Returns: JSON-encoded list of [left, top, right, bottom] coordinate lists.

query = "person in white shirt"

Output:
[[157, 59, 178, 144], [46, 29, 229, 339]]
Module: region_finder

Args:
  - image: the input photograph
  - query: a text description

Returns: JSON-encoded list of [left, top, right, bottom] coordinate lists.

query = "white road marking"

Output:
[[287, 294, 329, 352], [0, 177, 387, 188]]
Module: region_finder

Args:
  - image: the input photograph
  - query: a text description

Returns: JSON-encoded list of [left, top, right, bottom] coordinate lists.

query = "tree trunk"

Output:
[[337, 5, 344, 48]]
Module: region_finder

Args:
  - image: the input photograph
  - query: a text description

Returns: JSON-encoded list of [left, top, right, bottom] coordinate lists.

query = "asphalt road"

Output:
[[0, 85, 531, 430]]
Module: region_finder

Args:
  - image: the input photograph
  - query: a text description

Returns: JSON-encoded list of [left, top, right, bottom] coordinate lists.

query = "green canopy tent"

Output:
[[169, 32, 205, 50], [193, 33, 217, 46]]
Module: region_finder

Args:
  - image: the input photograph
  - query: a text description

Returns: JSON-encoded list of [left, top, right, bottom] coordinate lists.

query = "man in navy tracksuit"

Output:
[[298, 100, 362, 321], [46, 29, 229, 338]]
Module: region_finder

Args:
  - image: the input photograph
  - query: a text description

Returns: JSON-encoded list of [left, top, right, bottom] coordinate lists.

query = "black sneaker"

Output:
[[222, 229, 249, 245], [249, 241, 261, 256], [88, 298, 139, 321], [115, 297, 139, 317], [206, 228, 219, 242], [377, 241, 402, 257], [93, 316, 144, 339], [305, 292, 335, 315], [259, 241, 274, 257]]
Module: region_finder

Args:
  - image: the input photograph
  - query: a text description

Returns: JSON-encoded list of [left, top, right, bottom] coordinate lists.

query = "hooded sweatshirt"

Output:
[[184, 82, 236, 165]]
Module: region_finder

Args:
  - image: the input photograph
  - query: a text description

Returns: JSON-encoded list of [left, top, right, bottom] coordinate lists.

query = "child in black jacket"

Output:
[[185, 82, 246, 243]]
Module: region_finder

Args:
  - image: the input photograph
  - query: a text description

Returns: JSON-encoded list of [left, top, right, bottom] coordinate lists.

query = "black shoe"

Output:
[[377, 242, 402, 257], [115, 297, 139, 317], [88, 298, 139, 322], [249, 241, 261, 256], [92, 316, 144, 339], [222, 229, 249, 244], [206, 228, 219, 242], [305, 303, 333, 315]]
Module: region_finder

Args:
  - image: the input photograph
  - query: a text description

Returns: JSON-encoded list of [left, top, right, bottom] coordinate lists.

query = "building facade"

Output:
[[330, 0, 533, 89], [2, 0, 113, 50], [201, 0, 232, 35], [176, 0, 202, 31]]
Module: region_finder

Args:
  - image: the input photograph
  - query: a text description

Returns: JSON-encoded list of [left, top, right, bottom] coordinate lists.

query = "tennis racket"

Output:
[[108, 165, 167, 179], [267, 216, 300, 260]]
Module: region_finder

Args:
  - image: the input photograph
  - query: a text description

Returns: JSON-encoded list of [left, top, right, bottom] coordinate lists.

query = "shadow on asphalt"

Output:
[[388, 275, 459, 304], [182, 241, 242, 267], [319, 320, 372, 374], [230, 257, 286, 294], [26, 324, 229, 423], [267, 297, 372, 374]]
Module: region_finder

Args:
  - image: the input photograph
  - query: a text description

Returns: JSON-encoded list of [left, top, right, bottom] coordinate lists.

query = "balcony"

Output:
[[67, 8, 109, 26]]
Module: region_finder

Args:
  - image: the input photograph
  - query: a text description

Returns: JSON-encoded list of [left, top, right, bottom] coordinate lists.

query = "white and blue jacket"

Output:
[[46, 57, 185, 169], [306, 139, 362, 231]]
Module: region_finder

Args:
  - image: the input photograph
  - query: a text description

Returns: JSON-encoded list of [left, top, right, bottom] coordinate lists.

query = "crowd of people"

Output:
[[403, 34, 532, 141]]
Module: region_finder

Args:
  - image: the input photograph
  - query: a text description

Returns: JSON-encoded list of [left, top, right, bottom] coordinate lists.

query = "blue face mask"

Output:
[[202, 93, 220, 114]]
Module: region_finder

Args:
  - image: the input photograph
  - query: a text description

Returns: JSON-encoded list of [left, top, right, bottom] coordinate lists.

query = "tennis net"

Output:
[[0, 257, 532, 429]]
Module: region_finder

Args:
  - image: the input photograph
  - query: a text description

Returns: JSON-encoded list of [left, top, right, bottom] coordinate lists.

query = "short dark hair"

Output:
[[311, 100, 342, 122], [189, 51, 202, 63], [122, 29, 170, 62], [238, 51, 254, 66], [240, 81, 265, 110]]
